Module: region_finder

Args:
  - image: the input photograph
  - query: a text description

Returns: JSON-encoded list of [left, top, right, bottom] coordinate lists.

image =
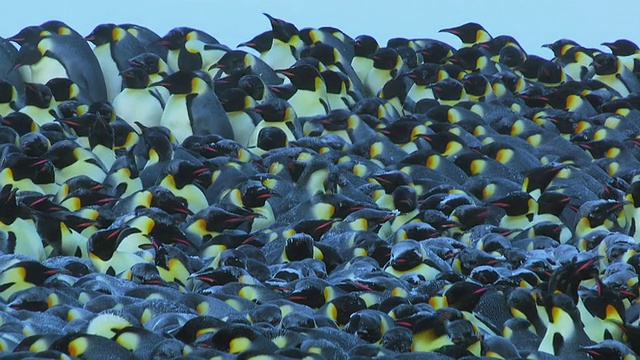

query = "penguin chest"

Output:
[[0, 219, 46, 262], [113, 89, 164, 129], [55, 160, 106, 185], [288, 89, 329, 118], [0, 103, 15, 117], [19, 106, 57, 126], [93, 44, 122, 102], [58, 224, 89, 258], [159, 180, 208, 213], [91, 145, 117, 172], [262, 40, 297, 70], [30, 56, 69, 84], [351, 57, 374, 83], [407, 85, 435, 102], [227, 111, 257, 147], [249, 203, 276, 231], [327, 92, 353, 110], [161, 95, 193, 144], [594, 73, 629, 97], [0, 168, 47, 193], [364, 68, 392, 97]]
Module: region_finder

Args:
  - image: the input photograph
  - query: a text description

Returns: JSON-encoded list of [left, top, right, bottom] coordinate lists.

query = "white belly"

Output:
[[262, 40, 297, 70], [351, 57, 373, 83], [30, 56, 69, 84], [0, 219, 46, 262], [94, 44, 121, 102], [364, 68, 392, 97], [407, 85, 435, 102], [227, 111, 256, 147], [19, 106, 56, 126], [161, 95, 193, 143], [594, 73, 629, 97], [113, 89, 164, 130], [288, 90, 329, 118]]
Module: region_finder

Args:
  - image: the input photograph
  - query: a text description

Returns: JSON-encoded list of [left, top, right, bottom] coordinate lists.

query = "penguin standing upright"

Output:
[[85, 23, 146, 102], [113, 67, 165, 130], [262, 14, 303, 70], [152, 70, 234, 143], [10, 31, 107, 104]]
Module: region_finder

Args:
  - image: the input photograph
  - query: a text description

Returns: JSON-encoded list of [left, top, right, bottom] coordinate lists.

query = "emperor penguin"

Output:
[[155, 27, 220, 72], [152, 70, 234, 143], [85, 23, 146, 102], [113, 67, 165, 131], [18, 82, 60, 126], [262, 13, 304, 70], [591, 53, 640, 97], [10, 32, 107, 103]]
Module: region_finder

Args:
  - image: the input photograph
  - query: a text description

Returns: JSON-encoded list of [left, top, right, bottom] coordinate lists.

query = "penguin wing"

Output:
[[617, 70, 640, 94], [148, 88, 166, 108], [113, 37, 146, 72], [48, 36, 108, 102], [189, 92, 234, 139], [0, 37, 24, 93]]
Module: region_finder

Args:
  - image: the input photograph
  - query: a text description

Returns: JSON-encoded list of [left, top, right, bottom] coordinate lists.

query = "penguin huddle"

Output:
[[2, 16, 640, 360]]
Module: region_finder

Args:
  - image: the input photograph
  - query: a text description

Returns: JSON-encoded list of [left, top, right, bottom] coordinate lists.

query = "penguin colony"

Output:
[[2, 15, 640, 360]]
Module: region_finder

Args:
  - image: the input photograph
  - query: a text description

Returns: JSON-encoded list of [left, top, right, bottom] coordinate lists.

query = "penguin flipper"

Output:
[[149, 88, 166, 109]]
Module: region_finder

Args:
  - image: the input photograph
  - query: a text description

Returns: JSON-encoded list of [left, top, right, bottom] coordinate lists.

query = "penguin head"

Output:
[[490, 191, 535, 217], [41, 20, 80, 37], [129, 52, 168, 77], [237, 30, 273, 53], [2, 152, 54, 184], [407, 63, 448, 85], [85, 23, 121, 45], [388, 240, 425, 271], [498, 46, 527, 68], [284, 233, 315, 262], [211, 50, 249, 75], [2, 261, 65, 286], [238, 74, 268, 102], [151, 70, 211, 95], [155, 27, 188, 50], [602, 39, 639, 56], [462, 72, 491, 97], [393, 185, 418, 213], [23, 82, 54, 108], [542, 38, 579, 57], [354, 35, 379, 57], [591, 53, 620, 75], [430, 78, 465, 101], [257, 127, 288, 151], [219, 88, 254, 113], [238, 180, 273, 208], [45, 78, 79, 103], [537, 60, 566, 86], [277, 64, 323, 91], [252, 98, 294, 122], [447, 47, 488, 72], [8, 25, 48, 45], [301, 42, 340, 67], [119, 67, 150, 90], [264, 13, 299, 43], [370, 47, 402, 71], [439, 22, 492, 45]]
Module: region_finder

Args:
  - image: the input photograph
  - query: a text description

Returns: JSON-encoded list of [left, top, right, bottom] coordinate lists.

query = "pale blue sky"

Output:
[[2, 0, 638, 57]]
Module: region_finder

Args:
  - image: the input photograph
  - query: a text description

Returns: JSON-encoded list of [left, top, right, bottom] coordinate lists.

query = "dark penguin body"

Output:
[[153, 70, 233, 143]]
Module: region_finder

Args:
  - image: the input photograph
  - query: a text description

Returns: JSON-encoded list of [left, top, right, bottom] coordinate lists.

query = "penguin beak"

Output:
[[149, 80, 169, 88], [84, 35, 96, 42], [439, 27, 458, 35], [9, 62, 22, 73]]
